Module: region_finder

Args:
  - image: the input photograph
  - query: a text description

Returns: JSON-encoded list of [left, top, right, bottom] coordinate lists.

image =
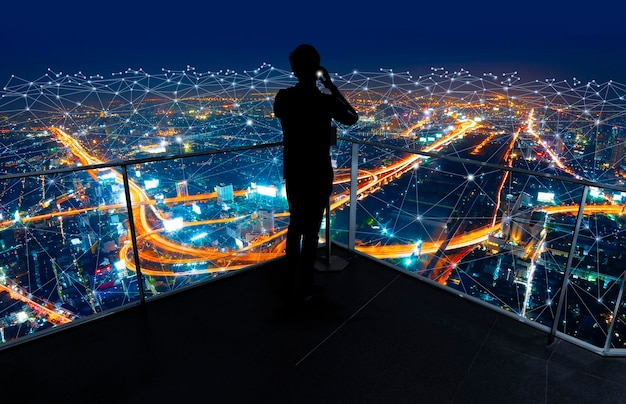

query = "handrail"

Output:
[[3, 135, 624, 195], [337, 136, 626, 357], [339, 136, 626, 194], [1, 138, 625, 356]]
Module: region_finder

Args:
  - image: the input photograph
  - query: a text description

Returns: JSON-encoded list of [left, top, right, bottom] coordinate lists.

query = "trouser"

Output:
[[285, 174, 332, 293]]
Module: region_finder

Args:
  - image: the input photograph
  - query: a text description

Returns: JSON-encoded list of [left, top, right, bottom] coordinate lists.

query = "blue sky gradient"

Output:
[[2, 1, 626, 83]]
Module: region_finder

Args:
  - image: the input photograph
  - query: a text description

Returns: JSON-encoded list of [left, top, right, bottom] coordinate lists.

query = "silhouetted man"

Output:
[[274, 44, 358, 301]]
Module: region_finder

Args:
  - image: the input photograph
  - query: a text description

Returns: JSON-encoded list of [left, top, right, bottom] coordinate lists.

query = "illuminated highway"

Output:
[[48, 120, 482, 277], [1, 110, 621, 329], [46, 118, 619, 276], [51, 127, 289, 276], [2, 65, 625, 349], [10, 115, 615, 287], [0, 282, 73, 325], [24, 115, 618, 331]]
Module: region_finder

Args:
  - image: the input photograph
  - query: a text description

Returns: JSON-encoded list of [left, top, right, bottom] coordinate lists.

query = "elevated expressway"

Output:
[[2, 114, 618, 323], [47, 120, 620, 276]]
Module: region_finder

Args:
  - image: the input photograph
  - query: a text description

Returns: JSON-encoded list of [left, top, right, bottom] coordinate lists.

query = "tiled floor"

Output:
[[3, 245, 626, 403]]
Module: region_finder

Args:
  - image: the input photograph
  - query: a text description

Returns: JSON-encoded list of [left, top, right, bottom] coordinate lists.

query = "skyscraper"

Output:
[[216, 183, 234, 205]]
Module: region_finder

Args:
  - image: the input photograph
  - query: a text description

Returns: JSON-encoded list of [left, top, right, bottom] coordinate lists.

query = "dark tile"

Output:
[[2, 247, 626, 404], [547, 359, 626, 404], [485, 315, 556, 360], [453, 343, 547, 404], [548, 339, 626, 387]]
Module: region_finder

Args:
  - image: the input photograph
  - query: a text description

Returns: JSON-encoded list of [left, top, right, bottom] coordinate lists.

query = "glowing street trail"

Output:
[[44, 121, 626, 280]]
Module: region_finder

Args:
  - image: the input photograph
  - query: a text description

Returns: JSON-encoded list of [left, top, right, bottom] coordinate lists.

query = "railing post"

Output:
[[316, 145, 350, 272], [348, 142, 359, 255], [549, 185, 589, 345], [121, 165, 147, 305], [323, 199, 332, 265], [603, 270, 626, 354]]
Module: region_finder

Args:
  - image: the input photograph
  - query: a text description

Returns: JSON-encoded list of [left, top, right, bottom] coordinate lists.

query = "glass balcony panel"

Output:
[[440, 166, 578, 328], [553, 186, 626, 348], [331, 136, 620, 333], [0, 168, 135, 345], [125, 146, 286, 298], [3, 65, 626, 356]]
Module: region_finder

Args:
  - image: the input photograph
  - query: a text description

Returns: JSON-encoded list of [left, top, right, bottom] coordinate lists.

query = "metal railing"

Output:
[[335, 138, 626, 357], [1, 139, 625, 356]]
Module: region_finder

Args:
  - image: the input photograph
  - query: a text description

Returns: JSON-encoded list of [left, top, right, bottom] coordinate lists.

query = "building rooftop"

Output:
[[3, 245, 626, 403]]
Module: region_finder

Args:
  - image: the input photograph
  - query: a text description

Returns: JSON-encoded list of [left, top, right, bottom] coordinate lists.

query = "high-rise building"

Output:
[[253, 209, 274, 234], [501, 192, 544, 249], [216, 183, 234, 205]]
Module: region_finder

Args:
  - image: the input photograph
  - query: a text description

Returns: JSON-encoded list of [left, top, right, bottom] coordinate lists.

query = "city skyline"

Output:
[[1, 63, 626, 350]]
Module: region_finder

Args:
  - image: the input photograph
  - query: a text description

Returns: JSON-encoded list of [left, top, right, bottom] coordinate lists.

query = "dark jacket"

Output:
[[274, 83, 358, 182]]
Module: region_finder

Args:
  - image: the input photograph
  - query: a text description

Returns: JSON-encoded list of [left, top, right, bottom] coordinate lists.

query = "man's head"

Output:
[[289, 44, 320, 81]]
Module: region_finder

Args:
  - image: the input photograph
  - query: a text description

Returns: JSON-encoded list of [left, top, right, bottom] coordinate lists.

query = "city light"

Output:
[[537, 192, 555, 203], [190, 232, 208, 241], [144, 179, 160, 190], [163, 218, 184, 232], [1, 63, 626, 350]]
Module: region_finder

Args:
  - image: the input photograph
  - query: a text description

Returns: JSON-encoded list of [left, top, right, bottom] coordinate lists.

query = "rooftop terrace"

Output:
[[3, 244, 626, 403]]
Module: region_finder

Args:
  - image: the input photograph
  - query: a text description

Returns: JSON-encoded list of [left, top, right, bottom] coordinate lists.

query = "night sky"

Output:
[[2, 0, 626, 84]]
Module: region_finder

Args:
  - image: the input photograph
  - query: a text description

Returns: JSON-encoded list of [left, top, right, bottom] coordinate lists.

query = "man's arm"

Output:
[[319, 67, 358, 126]]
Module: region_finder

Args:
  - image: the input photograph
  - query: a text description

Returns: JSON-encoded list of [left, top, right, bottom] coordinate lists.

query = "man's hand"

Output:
[[318, 66, 336, 91]]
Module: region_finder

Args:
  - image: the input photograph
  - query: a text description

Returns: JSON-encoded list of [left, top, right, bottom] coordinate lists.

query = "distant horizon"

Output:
[[3, 59, 625, 86]]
